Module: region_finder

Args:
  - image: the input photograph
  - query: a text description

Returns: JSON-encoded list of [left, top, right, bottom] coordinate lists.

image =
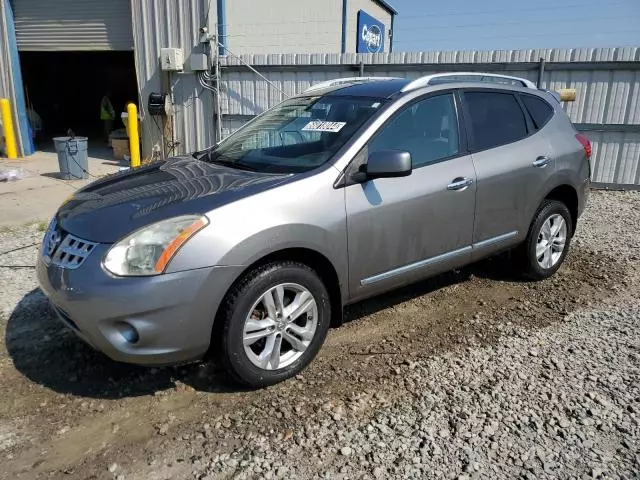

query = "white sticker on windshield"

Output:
[[302, 120, 346, 133]]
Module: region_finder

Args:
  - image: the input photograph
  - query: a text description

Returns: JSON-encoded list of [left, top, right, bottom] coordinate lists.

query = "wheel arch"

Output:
[[210, 247, 345, 357], [543, 184, 578, 236]]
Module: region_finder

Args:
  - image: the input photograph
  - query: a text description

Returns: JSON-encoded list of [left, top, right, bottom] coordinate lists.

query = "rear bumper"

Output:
[[578, 176, 590, 218], [36, 245, 242, 366]]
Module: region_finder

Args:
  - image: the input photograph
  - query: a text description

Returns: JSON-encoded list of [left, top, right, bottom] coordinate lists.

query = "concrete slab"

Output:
[[0, 149, 123, 227]]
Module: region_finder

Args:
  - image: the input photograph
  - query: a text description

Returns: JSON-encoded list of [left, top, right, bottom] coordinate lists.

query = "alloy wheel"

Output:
[[536, 213, 567, 269], [242, 283, 318, 370]]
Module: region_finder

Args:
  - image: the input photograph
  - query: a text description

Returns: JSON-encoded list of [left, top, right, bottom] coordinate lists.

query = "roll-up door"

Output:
[[13, 0, 133, 51]]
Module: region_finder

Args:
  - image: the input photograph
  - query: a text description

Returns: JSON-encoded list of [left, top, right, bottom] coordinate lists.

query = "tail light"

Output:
[[575, 133, 592, 159]]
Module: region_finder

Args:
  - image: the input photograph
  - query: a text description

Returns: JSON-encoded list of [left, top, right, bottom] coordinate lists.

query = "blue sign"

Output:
[[356, 10, 385, 54]]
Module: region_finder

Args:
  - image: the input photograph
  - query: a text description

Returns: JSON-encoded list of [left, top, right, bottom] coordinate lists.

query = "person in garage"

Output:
[[100, 92, 116, 143]]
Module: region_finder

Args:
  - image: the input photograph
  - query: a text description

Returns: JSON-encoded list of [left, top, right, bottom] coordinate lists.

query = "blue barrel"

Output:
[[53, 137, 89, 180]]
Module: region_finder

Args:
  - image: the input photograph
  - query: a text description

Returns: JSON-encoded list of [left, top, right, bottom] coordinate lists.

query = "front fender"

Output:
[[216, 223, 345, 270], [166, 169, 348, 299], [172, 222, 348, 309]]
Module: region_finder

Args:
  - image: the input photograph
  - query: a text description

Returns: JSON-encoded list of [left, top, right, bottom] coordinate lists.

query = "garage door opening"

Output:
[[19, 51, 138, 155]]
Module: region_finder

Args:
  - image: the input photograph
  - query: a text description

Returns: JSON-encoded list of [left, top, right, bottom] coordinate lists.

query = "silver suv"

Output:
[[37, 73, 591, 387]]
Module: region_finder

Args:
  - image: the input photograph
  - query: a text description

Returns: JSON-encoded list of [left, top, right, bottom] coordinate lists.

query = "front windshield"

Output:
[[205, 95, 385, 173]]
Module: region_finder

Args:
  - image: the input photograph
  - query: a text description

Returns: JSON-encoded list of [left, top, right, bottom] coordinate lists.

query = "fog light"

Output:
[[116, 322, 140, 344]]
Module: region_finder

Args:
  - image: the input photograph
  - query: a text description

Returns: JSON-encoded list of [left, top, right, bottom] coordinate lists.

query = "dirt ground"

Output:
[[0, 191, 637, 479]]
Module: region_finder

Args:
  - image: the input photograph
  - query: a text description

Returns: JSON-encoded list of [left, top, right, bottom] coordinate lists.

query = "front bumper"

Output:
[[36, 243, 242, 366]]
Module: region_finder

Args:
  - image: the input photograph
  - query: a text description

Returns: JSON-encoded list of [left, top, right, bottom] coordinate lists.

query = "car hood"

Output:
[[57, 155, 291, 243]]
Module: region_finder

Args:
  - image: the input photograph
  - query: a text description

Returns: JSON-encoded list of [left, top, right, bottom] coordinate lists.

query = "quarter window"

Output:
[[368, 94, 459, 168], [521, 94, 554, 130], [464, 91, 528, 151]]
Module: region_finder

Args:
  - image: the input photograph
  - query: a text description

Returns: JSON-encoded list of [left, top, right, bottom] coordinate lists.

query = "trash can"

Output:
[[53, 136, 89, 180]]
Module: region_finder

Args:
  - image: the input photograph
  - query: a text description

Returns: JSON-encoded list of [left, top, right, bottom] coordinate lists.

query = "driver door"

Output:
[[345, 92, 477, 301]]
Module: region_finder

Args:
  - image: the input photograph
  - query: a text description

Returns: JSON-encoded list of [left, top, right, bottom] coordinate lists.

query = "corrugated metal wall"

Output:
[[0, 0, 16, 147], [132, 0, 216, 158], [0, 0, 32, 156], [588, 131, 640, 185], [218, 47, 640, 186]]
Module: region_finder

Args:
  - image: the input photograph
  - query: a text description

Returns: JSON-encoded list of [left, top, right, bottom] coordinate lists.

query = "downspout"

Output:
[[341, 0, 347, 53], [217, 0, 226, 56], [537, 57, 546, 88], [389, 13, 394, 53], [212, 38, 222, 142]]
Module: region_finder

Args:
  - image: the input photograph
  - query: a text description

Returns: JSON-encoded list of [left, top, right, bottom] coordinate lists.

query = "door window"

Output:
[[368, 93, 459, 168], [463, 91, 528, 151]]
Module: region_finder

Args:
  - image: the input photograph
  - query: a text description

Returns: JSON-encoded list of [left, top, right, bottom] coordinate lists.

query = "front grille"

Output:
[[43, 218, 97, 270]]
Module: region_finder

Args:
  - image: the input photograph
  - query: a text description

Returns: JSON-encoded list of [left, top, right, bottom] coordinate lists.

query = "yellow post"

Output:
[[127, 102, 141, 168], [0, 98, 19, 159]]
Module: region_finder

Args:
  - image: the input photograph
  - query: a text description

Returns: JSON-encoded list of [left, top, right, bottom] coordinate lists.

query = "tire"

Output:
[[217, 261, 331, 388], [516, 199, 573, 280]]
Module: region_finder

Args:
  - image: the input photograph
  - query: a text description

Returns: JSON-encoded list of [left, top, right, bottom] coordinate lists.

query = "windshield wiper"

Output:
[[209, 158, 259, 172]]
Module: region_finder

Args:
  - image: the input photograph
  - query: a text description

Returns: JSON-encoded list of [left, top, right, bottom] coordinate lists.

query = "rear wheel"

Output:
[[217, 261, 331, 388], [517, 199, 572, 280]]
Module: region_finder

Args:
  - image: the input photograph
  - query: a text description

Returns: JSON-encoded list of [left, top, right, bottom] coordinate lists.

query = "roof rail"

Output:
[[304, 77, 402, 94], [401, 72, 537, 92]]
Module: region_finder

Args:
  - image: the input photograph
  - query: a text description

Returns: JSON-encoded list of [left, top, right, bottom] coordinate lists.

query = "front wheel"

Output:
[[516, 199, 573, 280], [217, 261, 331, 388]]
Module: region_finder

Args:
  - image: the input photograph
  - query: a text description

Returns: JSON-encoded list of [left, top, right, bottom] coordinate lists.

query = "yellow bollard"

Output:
[[0, 98, 19, 159], [126, 103, 141, 168]]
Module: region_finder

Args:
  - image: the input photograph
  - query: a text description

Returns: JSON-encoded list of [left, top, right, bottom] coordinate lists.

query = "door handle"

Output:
[[532, 156, 551, 168], [447, 177, 474, 191]]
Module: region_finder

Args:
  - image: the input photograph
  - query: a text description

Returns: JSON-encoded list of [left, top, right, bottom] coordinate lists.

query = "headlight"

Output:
[[103, 215, 208, 276]]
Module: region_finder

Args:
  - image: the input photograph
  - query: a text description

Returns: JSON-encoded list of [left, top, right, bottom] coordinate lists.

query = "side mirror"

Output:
[[358, 150, 412, 180]]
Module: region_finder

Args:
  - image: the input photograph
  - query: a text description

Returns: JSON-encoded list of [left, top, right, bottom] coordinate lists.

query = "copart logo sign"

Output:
[[356, 10, 385, 53]]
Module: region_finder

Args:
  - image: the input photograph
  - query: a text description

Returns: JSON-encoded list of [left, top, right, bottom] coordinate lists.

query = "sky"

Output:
[[389, 0, 640, 52]]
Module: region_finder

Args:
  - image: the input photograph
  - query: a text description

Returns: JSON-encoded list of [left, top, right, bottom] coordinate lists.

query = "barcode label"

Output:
[[302, 121, 347, 133]]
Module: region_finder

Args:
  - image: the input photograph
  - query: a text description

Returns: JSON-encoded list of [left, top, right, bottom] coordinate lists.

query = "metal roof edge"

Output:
[[373, 0, 397, 15]]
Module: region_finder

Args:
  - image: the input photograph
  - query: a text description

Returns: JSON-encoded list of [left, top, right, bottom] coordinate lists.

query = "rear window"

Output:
[[463, 91, 528, 151], [521, 94, 554, 129]]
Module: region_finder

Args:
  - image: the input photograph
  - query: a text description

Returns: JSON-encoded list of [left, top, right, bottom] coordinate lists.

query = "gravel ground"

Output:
[[0, 190, 638, 480], [0, 224, 42, 319], [190, 303, 640, 480]]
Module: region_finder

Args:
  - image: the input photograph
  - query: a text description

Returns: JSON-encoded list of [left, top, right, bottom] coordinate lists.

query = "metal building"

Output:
[[0, 0, 395, 158], [224, 0, 395, 54]]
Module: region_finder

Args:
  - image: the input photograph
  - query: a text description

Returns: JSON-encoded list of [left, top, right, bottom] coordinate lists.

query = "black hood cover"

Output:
[[57, 155, 291, 243]]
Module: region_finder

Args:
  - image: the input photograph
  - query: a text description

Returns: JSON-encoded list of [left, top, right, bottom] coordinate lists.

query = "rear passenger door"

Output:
[[460, 89, 555, 260]]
